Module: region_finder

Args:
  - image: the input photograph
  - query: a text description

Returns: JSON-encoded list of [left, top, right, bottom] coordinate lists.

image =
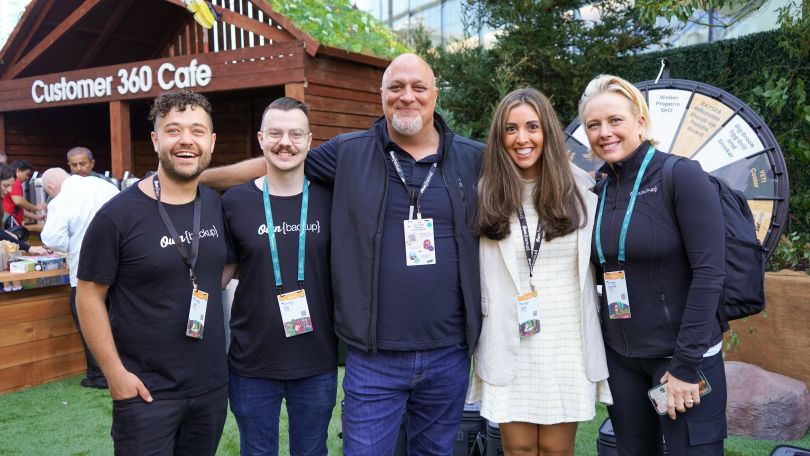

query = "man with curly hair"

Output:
[[77, 90, 232, 455]]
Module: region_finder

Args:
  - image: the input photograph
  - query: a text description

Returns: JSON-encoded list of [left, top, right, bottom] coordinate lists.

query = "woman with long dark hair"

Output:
[[469, 88, 611, 455]]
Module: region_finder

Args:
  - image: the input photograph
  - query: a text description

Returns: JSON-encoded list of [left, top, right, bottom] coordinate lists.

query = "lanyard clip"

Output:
[[189, 269, 198, 291], [297, 280, 304, 291]]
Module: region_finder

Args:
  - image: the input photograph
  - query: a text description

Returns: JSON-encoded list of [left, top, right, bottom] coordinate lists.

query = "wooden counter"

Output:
[[0, 281, 82, 395], [0, 268, 69, 282]]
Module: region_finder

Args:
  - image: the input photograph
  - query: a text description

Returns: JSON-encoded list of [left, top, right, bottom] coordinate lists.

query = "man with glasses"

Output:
[[221, 97, 337, 456]]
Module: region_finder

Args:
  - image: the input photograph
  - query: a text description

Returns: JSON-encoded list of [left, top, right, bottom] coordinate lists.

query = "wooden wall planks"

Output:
[[304, 54, 385, 144], [0, 286, 83, 395]]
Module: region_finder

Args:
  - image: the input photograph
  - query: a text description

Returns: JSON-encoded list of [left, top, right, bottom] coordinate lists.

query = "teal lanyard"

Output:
[[262, 177, 309, 295], [595, 146, 656, 267]]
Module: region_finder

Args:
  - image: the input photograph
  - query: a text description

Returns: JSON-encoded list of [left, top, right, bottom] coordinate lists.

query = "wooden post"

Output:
[[285, 82, 306, 102], [109, 101, 132, 179], [0, 114, 6, 154]]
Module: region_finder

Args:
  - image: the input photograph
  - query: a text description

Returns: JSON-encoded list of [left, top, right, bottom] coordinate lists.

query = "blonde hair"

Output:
[[578, 74, 657, 146]]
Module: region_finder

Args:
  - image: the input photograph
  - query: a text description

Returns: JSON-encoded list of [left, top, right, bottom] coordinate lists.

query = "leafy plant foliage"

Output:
[[418, 0, 809, 271], [417, 0, 671, 141], [265, 0, 409, 58]]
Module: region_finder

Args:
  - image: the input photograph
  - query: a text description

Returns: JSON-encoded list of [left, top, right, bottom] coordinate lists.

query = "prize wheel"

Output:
[[564, 78, 789, 261]]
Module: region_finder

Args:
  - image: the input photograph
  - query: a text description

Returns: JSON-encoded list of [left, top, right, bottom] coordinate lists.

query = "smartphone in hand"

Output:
[[648, 371, 711, 415]]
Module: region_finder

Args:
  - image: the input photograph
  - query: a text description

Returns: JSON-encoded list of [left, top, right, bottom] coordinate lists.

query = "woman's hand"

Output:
[[26, 246, 49, 256], [660, 371, 700, 420]]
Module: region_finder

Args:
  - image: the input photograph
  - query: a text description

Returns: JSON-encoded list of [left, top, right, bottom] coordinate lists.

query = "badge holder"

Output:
[[517, 289, 541, 337], [404, 216, 436, 266], [186, 288, 208, 339], [389, 151, 439, 267], [153, 175, 207, 340], [604, 270, 631, 319], [263, 177, 314, 338], [278, 288, 314, 338]]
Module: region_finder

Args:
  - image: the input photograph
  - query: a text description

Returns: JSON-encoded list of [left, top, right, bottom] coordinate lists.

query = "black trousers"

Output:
[[69, 286, 106, 386], [605, 347, 727, 456], [111, 384, 228, 456]]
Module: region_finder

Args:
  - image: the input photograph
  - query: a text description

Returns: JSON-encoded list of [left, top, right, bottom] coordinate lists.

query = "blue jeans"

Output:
[[342, 344, 471, 456], [229, 370, 337, 456]]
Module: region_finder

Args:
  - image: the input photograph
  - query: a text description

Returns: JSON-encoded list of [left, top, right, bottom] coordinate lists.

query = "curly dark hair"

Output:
[[148, 89, 213, 129]]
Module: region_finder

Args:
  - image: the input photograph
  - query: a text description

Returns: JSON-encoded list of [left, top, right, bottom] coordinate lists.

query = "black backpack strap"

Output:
[[660, 154, 681, 223], [663, 154, 731, 332]]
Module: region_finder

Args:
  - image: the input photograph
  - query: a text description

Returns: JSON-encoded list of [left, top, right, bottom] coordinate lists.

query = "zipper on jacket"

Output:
[[368, 144, 389, 351], [659, 289, 676, 340], [443, 169, 471, 351], [619, 320, 631, 356], [457, 176, 471, 227]]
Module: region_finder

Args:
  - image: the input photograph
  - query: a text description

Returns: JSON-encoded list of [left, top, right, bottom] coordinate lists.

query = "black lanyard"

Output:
[[518, 207, 542, 290], [152, 175, 202, 290], [388, 150, 437, 219]]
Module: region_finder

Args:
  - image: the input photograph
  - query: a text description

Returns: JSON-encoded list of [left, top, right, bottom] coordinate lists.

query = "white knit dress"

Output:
[[469, 180, 607, 424]]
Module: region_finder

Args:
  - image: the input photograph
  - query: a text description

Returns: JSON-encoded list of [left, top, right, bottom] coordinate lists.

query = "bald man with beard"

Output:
[[202, 53, 483, 455]]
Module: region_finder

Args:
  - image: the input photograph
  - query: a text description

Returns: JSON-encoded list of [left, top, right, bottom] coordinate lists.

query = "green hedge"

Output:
[[429, 28, 808, 247]]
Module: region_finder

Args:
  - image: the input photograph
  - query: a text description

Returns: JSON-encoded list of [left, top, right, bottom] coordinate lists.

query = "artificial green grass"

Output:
[[0, 371, 808, 455]]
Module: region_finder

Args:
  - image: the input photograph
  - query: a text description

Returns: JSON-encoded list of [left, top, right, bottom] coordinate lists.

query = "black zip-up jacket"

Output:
[[304, 114, 483, 354], [591, 142, 725, 383]]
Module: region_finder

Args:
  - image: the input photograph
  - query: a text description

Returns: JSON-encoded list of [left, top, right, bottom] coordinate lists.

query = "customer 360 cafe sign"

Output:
[[30, 59, 212, 104]]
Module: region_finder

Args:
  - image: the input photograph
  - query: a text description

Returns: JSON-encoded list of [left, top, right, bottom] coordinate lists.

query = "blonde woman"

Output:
[[579, 74, 727, 455]]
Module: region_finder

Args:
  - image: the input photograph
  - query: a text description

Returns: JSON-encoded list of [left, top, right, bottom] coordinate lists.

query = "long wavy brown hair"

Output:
[[477, 88, 585, 241]]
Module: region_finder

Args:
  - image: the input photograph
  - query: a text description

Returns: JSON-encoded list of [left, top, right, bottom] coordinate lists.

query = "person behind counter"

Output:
[[66, 146, 113, 183], [2, 160, 45, 227], [0, 164, 48, 291], [579, 74, 727, 455], [40, 167, 119, 388]]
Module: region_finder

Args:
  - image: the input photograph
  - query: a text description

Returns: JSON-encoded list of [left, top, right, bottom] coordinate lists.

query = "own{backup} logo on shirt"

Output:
[[159, 225, 220, 248], [257, 220, 321, 236]]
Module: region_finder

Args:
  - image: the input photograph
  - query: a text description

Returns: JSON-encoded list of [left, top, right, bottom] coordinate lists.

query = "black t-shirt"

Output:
[[222, 180, 336, 380], [77, 184, 231, 399]]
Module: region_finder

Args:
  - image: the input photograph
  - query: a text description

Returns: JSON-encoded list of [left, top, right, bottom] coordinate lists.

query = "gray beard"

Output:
[[391, 115, 422, 136]]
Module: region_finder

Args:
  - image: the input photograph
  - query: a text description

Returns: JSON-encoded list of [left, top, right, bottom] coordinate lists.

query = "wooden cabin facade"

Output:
[[0, 0, 388, 178], [0, 0, 388, 394]]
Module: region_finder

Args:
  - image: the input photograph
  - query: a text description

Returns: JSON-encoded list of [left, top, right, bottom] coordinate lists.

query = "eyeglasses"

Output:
[[261, 128, 310, 143]]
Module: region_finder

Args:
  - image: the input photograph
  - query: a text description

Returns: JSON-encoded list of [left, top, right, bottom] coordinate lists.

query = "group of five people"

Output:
[[73, 52, 726, 456]]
